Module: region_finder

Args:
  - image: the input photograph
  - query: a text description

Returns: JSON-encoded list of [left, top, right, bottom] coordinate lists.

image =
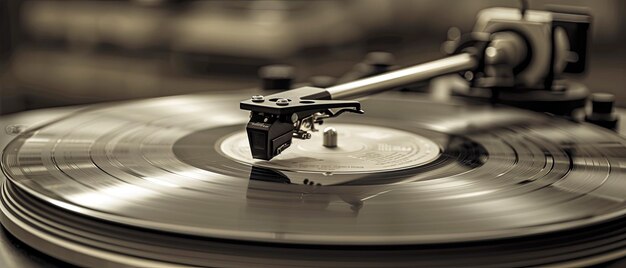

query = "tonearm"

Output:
[[240, 6, 591, 160]]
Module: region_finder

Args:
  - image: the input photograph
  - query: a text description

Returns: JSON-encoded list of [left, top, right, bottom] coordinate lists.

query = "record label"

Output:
[[218, 123, 441, 173]]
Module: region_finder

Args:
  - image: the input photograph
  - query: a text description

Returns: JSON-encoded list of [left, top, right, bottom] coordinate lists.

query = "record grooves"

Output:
[[2, 92, 626, 266], [3, 176, 626, 267]]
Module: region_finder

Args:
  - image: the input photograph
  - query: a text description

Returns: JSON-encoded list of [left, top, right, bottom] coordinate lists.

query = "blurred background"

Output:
[[0, 0, 624, 115]]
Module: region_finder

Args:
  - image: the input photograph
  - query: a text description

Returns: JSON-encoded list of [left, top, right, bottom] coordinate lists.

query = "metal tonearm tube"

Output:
[[324, 53, 477, 99]]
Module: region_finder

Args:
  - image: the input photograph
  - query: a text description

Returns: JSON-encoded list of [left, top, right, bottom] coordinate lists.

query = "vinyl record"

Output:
[[2, 91, 626, 267]]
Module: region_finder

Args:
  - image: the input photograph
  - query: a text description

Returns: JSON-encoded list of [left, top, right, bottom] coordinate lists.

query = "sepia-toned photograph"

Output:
[[0, 0, 625, 267]]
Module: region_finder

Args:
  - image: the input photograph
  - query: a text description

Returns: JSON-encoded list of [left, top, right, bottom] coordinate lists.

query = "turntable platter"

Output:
[[2, 92, 626, 267]]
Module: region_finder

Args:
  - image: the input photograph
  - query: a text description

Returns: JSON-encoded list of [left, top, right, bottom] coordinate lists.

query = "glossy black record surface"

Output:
[[2, 91, 626, 266]]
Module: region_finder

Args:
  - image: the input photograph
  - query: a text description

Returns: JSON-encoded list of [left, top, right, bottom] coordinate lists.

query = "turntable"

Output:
[[2, 5, 626, 268]]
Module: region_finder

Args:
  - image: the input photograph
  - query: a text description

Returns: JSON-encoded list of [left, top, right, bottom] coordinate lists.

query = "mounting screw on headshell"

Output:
[[251, 95, 265, 102], [276, 98, 290, 106]]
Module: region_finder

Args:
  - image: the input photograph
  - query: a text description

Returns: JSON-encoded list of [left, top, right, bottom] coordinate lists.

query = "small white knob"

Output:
[[323, 127, 337, 148]]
